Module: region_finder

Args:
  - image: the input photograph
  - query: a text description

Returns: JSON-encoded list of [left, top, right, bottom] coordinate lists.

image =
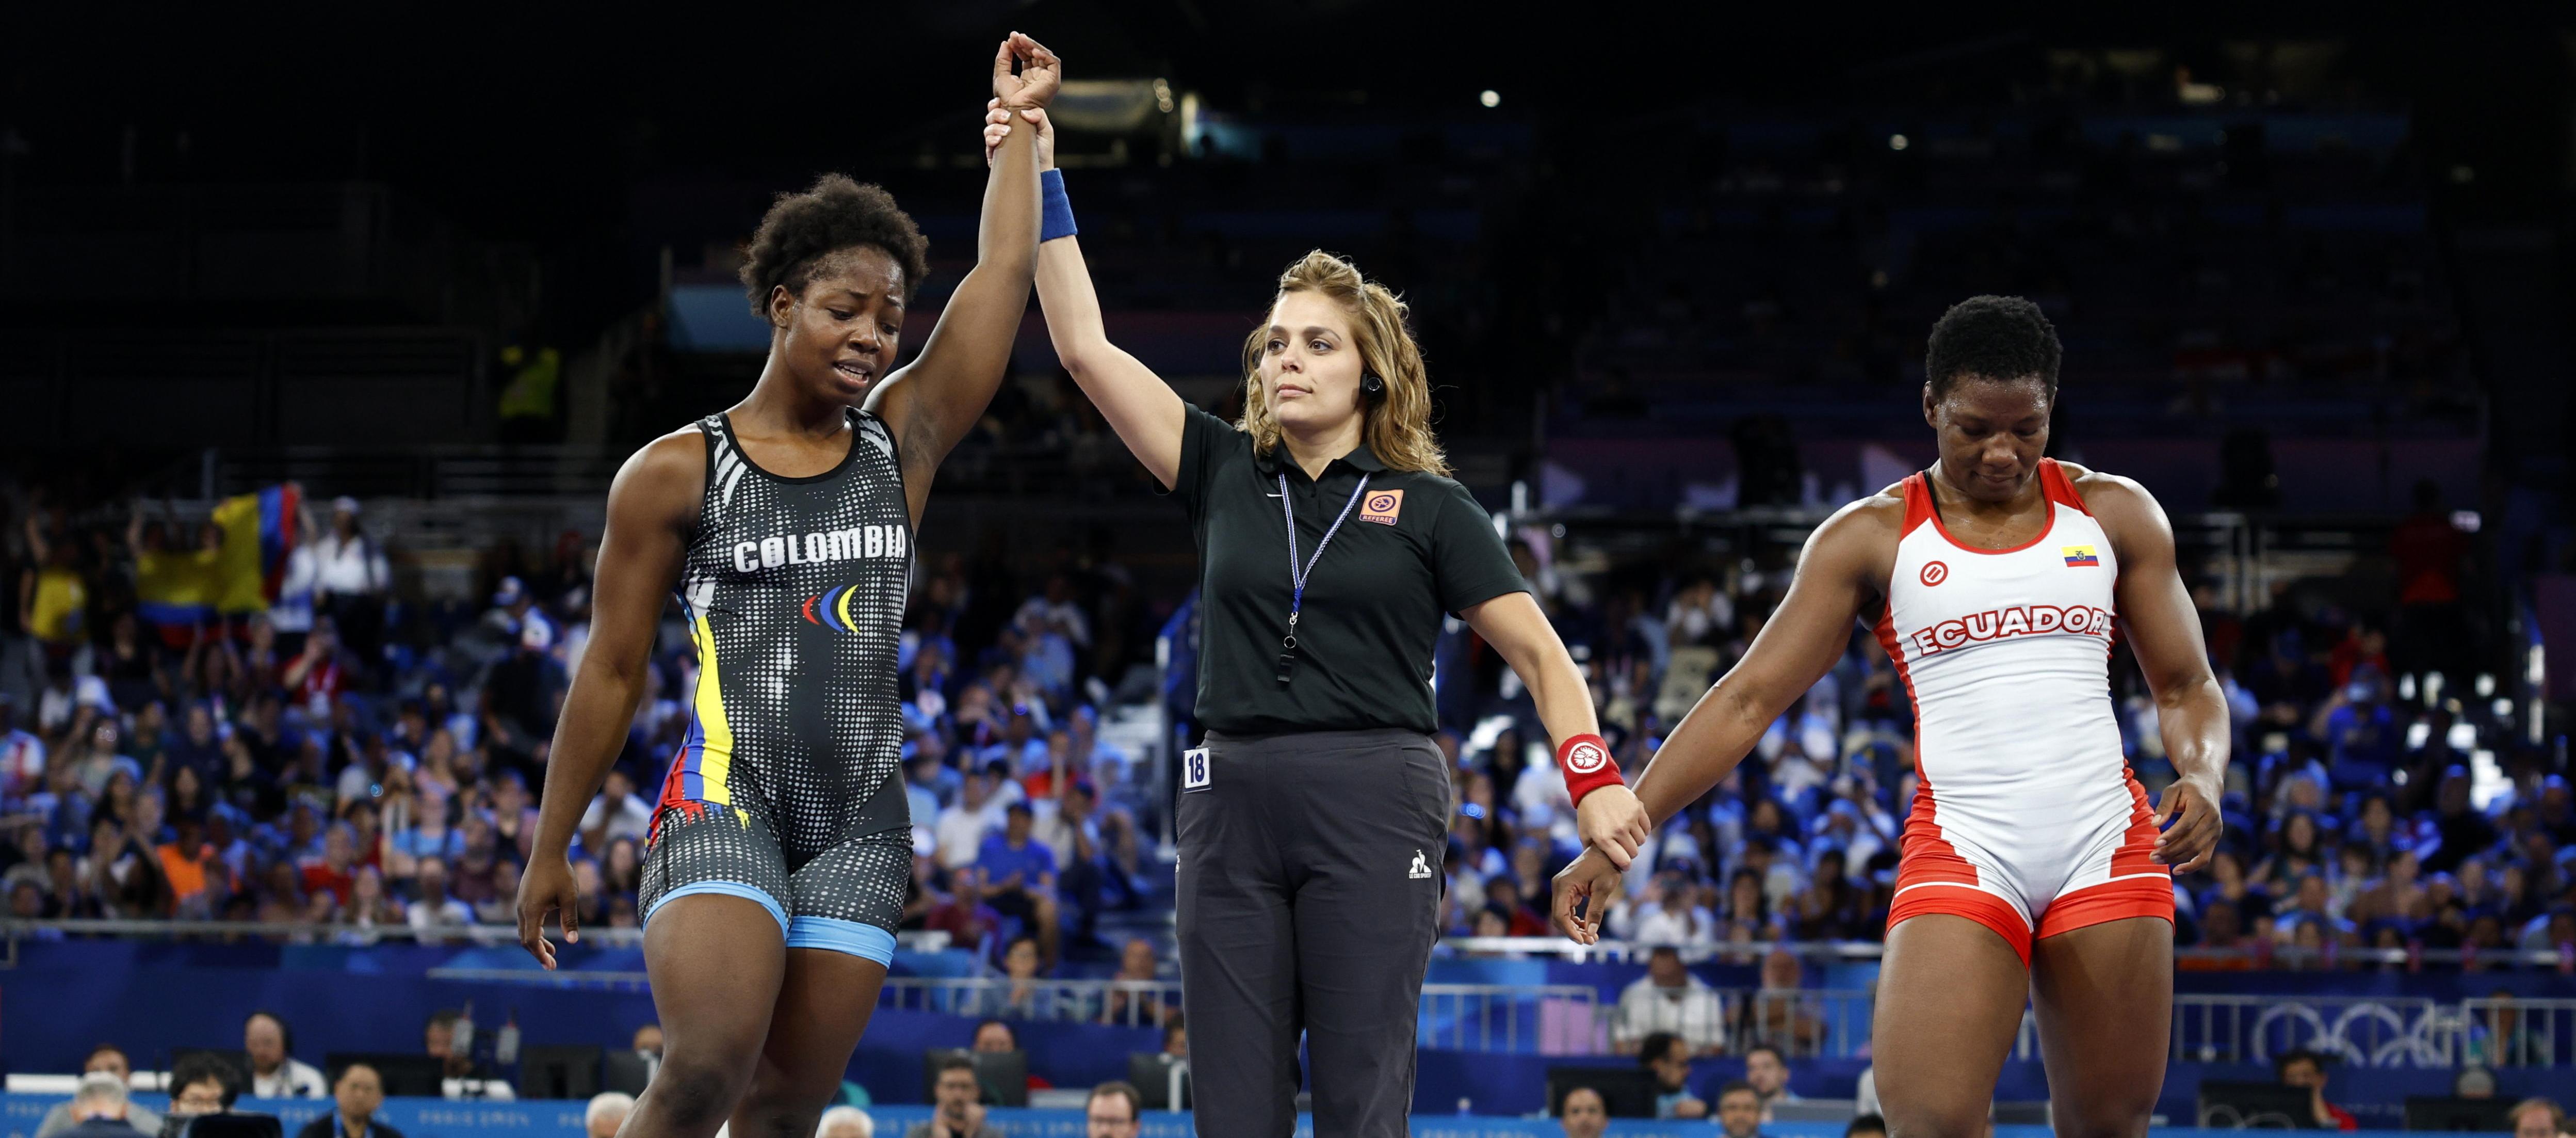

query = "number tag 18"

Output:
[[1182, 746, 1211, 792]]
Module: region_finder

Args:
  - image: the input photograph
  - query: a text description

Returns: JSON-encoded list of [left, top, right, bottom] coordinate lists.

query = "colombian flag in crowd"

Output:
[[250, 483, 302, 605], [139, 483, 301, 643]]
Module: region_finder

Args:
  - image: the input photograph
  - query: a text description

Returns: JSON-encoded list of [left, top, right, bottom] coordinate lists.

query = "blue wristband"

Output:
[[1040, 168, 1077, 242]]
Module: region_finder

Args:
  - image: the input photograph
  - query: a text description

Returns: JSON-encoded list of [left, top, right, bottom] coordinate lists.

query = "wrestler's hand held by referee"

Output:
[[1550, 845, 1622, 946], [2150, 773, 2223, 874], [1575, 784, 1651, 870]]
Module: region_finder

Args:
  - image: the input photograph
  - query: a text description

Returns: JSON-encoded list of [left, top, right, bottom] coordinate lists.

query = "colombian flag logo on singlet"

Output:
[[2061, 544, 2101, 567]]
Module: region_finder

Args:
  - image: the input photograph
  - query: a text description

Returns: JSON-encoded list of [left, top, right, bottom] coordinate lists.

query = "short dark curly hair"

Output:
[[739, 173, 931, 319], [170, 1051, 243, 1109], [1924, 295, 2061, 402]]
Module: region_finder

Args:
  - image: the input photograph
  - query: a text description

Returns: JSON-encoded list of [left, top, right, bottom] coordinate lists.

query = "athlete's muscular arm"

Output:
[[1551, 497, 1894, 943], [2079, 466, 2228, 873], [1461, 592, 1650, 867], [515, 430, 703, 968], [866, 34, 1060, 526], [990, 107, 1189, 489]]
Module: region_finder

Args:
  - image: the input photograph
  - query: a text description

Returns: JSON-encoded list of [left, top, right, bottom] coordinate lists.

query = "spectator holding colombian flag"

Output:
[[213, 483, 303, 623], [128, 484, 304, 648], [129, 504, 220, 648]]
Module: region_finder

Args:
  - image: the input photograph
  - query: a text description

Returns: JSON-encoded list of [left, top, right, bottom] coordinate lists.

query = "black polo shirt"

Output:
[[1170, 405, 1527, 735]]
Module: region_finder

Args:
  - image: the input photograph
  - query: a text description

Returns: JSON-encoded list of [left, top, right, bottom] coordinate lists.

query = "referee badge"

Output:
[[1358, 489, 1404, 525]]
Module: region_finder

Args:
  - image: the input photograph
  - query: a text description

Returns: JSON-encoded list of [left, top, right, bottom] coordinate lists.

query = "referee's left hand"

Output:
[[1550, 846, 1622, 945], [1575, 786, 1651, 870], [983, 101, 1055, 170]]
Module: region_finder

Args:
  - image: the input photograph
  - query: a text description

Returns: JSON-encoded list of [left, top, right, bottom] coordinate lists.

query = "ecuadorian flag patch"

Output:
[[2062, 544, 2101, 567]]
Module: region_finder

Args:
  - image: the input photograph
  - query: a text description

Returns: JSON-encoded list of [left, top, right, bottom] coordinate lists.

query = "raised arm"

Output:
[[986, 105, 1187, 489], [1552, 499, 1891, 941], [2087, 468, 2228, 873], [865, 33, 1061, 522], [515, 429, 701, 967]]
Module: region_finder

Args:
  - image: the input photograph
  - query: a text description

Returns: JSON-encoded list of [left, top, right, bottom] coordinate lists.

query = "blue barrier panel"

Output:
[[15, 940, 2559, 1000], [0, 1096, 2461, 1138], [0, 964, 665, 1075], [2160, 970, 2573, 1000], [11, 959, 2561, 1120], [1419, 1052, 2570, 1127], [0, 1096, 592, 1138], [0, 965, 1154, 1105], [5, 942, 2562, 1123], [843, 1009, 1159, 1103]]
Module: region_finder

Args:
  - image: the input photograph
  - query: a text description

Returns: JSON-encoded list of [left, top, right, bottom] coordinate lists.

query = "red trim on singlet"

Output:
[[2036, 876, 2174, 940], [1914, 471, 2057, 556], [2037, 458, 2092, 515], [2109, 770, 2166, 879], [1890, 884, 2034, 968], [1870, 610, 1923, 766], [1876, 605, 1994, 949], [1870, 596, 1936, 843], [1899, 473, 1937, 536], [1893, 787, 1984, 891], [2032, 772, 2173, 939]]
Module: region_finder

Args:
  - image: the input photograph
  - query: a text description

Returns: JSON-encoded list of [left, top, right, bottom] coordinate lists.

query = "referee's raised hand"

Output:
[[1550, 845, 1623, 945]]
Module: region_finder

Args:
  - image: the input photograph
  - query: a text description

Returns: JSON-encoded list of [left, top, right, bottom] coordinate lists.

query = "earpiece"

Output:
[[1360, 372, 1387, 405]]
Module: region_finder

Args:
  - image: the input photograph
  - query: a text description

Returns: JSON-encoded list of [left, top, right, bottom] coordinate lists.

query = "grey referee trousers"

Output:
[[1176, 728, 1449, 1137]]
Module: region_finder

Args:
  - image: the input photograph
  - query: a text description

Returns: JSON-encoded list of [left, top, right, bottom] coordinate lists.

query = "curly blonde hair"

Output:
[[1236, 250, 1449, 477]]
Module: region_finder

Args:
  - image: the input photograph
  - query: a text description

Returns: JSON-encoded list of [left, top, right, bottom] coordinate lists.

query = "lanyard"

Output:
[[1276, 470, 1370, 684]]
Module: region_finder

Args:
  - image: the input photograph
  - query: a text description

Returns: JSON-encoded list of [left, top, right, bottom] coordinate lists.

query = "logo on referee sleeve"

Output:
[[1566, 741, 1609, 774], [1408, 850, 1433, 879]]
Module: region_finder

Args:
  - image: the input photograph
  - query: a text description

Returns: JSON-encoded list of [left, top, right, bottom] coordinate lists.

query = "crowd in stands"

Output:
[[0, 447, 2564, 989], [0, 488, 1165, 976]]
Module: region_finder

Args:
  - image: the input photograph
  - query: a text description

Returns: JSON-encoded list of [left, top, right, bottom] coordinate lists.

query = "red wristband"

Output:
[[1557, 733, 1622, 805]]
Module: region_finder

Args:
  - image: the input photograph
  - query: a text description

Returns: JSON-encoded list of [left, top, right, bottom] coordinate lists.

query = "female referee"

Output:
[[511, 37, 1059, 1138], [1552, 297, 2227, 1137], [987, 100, 1652, 1136]]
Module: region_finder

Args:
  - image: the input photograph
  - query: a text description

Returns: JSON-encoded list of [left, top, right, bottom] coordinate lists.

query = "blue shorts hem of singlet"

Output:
[[784, 916, 897, 965], [644, 880, 791, 939]]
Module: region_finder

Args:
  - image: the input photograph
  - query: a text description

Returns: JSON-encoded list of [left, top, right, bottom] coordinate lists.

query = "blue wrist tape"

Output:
[[1040, 168, 1077, 242]]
